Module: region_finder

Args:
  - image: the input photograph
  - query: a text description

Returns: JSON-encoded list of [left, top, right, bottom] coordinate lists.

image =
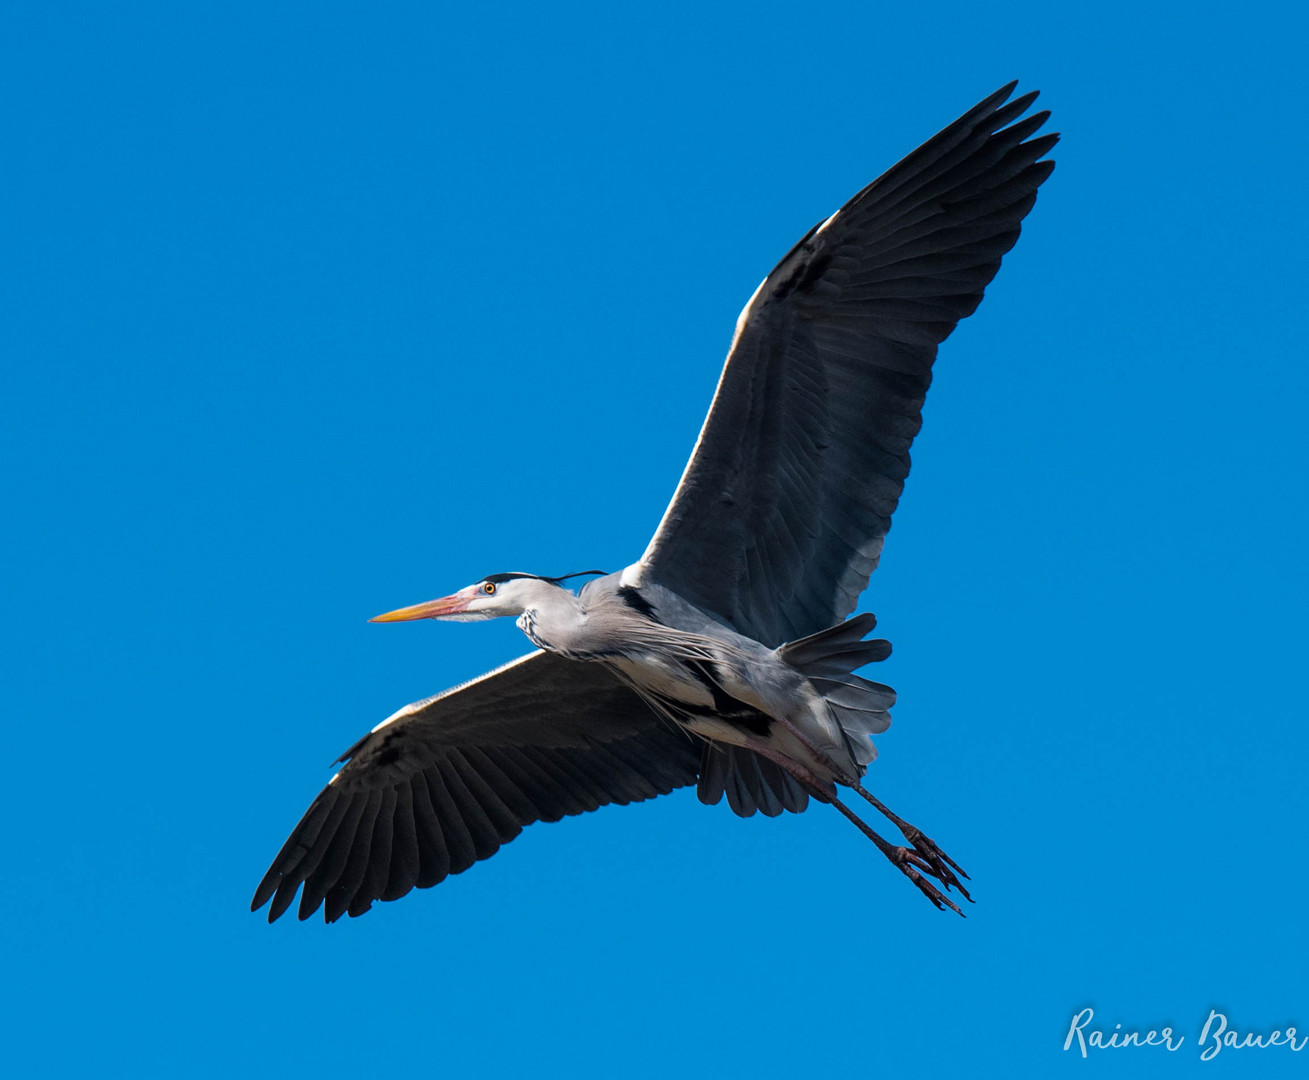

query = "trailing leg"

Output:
[[727, 733, 965, 916], [767, 714, 972, 904], [848, 780, 971, 901], [825, 791, 965, 916]]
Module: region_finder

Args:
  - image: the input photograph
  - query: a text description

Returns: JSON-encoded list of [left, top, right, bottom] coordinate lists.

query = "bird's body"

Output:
[[253, 82, 1057, 923], [513, 572, 877, 788]]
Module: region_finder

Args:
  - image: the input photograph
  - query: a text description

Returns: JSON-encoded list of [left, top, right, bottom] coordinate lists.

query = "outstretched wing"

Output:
[[637, 83, 1057, 646], [251, 650, 698, 922]]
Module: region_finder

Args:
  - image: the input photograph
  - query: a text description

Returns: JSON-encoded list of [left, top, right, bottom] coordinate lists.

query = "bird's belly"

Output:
[[607, 654, 716, 710], [678, 713, 764, 748]]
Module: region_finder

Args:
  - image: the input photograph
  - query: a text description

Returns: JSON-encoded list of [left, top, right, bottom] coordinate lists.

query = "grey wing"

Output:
[[251, 650, 698, 923], [637, 82, 1057, 646]]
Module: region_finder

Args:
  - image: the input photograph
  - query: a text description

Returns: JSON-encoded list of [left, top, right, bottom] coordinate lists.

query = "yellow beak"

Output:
[[369, 589, 475, 622]]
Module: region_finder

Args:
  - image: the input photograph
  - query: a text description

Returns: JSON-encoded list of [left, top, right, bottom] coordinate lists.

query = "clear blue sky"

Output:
[[3, 2, 1306, 1077]]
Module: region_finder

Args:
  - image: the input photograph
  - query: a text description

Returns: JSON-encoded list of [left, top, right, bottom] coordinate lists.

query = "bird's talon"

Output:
[[902, 827, 969, 888], [901, 864, 963, 915]]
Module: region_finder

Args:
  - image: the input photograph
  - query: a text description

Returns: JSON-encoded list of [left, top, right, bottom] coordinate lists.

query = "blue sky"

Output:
[[3, 1, 1307, 1076]]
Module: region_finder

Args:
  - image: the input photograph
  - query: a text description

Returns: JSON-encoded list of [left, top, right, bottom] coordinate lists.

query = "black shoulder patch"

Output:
[[796, 249, 833, 292], [617, 585, 659, 621], [767, 221, 831, 304]]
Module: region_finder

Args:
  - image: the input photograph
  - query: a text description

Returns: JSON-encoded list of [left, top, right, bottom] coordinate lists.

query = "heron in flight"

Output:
[[253, 82, 1056, 922]]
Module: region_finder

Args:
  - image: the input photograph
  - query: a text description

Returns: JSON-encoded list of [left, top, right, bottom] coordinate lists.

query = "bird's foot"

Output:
[[823, 789, 966, 916], [847, 780, 971, 903], [898, 824, 972, 903], [887, 845, 965, 916], [725, 733, 970, 915]]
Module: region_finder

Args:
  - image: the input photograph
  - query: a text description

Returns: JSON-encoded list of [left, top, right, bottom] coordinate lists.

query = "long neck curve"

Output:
[[514, 580, 589, 654]]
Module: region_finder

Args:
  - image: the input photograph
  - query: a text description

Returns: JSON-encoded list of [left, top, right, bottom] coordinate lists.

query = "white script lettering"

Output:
[[1063, 1008, 1183, 1057], [1197, 1011, 1309, 1061]]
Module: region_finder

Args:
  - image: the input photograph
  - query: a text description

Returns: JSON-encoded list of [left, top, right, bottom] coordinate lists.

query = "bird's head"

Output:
[[369, 570, 607, 624]]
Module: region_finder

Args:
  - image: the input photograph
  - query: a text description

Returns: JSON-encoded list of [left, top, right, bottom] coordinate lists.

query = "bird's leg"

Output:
[[824, 790, 965, 917], [847, 779, 970, 898], [728, 735, 964, 916], [768, 715, 971, 902]]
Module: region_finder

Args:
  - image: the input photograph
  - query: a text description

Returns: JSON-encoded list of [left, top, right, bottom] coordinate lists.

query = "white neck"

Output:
[[513, 580, 589, 655]]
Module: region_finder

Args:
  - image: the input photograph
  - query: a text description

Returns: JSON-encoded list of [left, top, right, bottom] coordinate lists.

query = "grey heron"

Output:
[[253, 82, 1056, 922]]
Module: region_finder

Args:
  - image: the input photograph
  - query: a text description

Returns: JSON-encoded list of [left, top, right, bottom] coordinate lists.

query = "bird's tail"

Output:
[[696, 613, 894, 818], [776, 612, 895, 768]]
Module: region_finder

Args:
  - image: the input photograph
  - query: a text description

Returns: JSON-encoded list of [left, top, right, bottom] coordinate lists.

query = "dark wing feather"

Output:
[[252, 650, 699, 922], [638, 83, 1057, 645]]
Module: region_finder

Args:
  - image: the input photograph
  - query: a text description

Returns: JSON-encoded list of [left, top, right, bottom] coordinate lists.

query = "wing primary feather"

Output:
[[531, 747, 608, 811], [251, 795, 335, 911], [323, 788, 383, 922], [500, 746, 590, 816], [598, 733, 687, 794], [575, 741, 661, 801], [447, 750, 526, 843], [267, 873, 303, 924], [382, 779, 421, 902], [855, 85, 1030, 215], [297, 794, 368, 920], [436, 757, 505, 861], [280, 794, 353, 922], [349, 784, 396, 919], [410, 770, 452, 889], [459, 746, 541, 821], [484, 747, 574, 821], [423, 766, 480, 874]]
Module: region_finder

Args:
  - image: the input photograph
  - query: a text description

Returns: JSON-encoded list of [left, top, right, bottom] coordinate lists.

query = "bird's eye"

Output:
[[482, 582, 496, 595]]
